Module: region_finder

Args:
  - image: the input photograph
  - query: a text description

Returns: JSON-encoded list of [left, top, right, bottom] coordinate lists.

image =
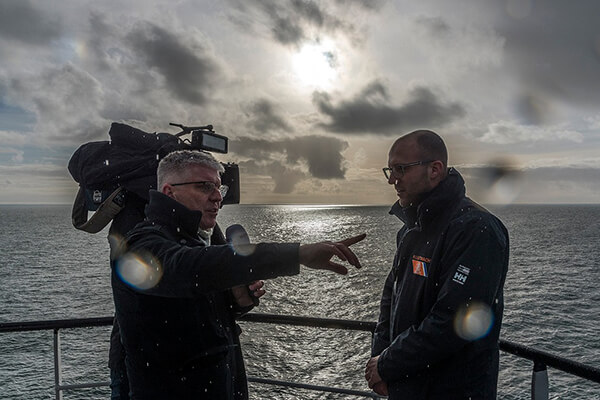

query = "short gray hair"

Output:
[[157, 150, 224, 189]]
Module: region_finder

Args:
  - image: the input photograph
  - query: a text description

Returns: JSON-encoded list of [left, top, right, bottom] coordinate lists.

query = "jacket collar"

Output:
[[145, 190, 203, 237], [389, 167, 466, 228]]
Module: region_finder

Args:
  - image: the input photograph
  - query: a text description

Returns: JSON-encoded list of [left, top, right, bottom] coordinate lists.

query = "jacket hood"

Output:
[[390, 167, 466, 228], [145, 190, 204, 237]]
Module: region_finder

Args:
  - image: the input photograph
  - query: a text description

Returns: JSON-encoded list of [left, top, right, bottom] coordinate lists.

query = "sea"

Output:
[[0, 204, 599, 399]]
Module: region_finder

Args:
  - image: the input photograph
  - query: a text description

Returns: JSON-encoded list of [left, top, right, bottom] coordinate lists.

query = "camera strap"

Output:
[[72, 186, 126, 233]]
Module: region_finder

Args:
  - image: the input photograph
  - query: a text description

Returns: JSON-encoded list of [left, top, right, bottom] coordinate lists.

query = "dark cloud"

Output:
[[272, 16, 305, 45], [239, 159, 306, 193], [334, 0, 386, 11], [245, 99, 293, 133], [286, 135, 347, 178], [86, 12, 115, 72], [226, 0, 374, 46], [5, 62, 109, 144], [290, 0, 325, 27], [126, 22, 220, 105], [495, 1, 600, 109], [415, 15, 451, 36], [313, 81, 465, 134], [231, 134, 348, 182], [0, 1, 62, 45]]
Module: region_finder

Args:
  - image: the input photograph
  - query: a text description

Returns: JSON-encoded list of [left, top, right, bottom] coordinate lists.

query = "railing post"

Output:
[[53, 328, 63, 400], [531, 361, 549, 400]]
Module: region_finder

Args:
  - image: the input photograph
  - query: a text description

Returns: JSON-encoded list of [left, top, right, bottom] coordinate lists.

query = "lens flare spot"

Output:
[[454, 302, 494, 341], [116, 251, 163, 290], [230, 242, 257, 257], [480, 160, 523, 205]]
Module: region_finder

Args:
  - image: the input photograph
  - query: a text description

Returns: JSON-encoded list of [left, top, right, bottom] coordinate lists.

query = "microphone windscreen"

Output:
[[225, 224, 250, 244]]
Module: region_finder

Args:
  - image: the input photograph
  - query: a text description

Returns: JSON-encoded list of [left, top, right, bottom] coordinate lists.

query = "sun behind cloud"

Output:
[[292, 39, 338, 89]]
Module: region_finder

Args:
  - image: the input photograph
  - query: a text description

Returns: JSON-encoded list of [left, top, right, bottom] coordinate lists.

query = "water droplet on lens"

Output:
[[454, 302, 494, 341]]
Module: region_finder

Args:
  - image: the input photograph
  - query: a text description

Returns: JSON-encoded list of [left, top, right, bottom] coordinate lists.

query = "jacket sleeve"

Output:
[[371, 268, 394, 356], [377, 216, 509, 381], [116, 227, 300, 298]]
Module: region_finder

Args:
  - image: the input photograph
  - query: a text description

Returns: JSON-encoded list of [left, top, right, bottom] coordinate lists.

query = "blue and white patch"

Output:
[[452, 264, 470, 285]]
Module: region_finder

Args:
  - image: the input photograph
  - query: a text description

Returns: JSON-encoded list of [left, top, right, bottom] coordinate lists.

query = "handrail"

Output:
[[499, 340, 600, 384], [239, 313, 600, 385], [1, 313, 599, 398], [0, 316, 113, 333]]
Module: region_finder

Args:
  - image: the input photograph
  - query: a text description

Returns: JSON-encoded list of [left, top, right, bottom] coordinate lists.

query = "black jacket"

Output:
[[108, 191, 146, 371], [112, 190, 300, 399], [372, 168, 509, 399]]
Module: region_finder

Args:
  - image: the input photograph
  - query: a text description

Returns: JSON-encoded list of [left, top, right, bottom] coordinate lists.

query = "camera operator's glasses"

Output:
[[170, 181, 229, 197], [383, 160, 435, 179]]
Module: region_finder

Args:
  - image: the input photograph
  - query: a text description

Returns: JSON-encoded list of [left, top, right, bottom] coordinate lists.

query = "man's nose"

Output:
[[210, 187, 223, 201], [388, 175, 398, 185]]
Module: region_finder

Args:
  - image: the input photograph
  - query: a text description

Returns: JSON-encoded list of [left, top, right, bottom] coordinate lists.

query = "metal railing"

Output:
[[2, 314, 599, 399]]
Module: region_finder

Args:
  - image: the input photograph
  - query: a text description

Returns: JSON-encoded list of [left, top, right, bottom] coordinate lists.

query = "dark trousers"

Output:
[[127, 356, 235, 400], [110, 363, 130, 400]]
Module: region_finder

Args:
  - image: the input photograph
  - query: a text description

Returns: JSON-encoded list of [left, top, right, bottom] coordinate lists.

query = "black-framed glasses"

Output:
[[382, 160, 435, 179], [170, 181, 229, 197]]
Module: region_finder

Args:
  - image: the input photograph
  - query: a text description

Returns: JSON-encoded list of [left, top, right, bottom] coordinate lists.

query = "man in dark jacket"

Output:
[[365, 130, 509, 399], [112, 149, 365, 399], [107, 191, 147, 399]]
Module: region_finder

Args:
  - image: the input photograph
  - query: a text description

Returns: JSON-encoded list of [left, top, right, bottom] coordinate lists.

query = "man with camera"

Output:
[[112, 149, 365, 399]]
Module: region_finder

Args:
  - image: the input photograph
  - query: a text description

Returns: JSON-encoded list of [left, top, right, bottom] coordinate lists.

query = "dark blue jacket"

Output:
[[372, 168, 509, 399], [112, 190, 300, 399]]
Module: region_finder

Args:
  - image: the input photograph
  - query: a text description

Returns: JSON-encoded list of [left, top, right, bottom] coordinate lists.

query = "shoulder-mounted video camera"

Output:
[[68, 121, 240, 234], [168, 122, 239, 205]]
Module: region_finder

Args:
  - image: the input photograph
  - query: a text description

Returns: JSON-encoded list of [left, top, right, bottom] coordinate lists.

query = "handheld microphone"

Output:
[[225, 224, 259, 306], [225, 224, 250, 245]]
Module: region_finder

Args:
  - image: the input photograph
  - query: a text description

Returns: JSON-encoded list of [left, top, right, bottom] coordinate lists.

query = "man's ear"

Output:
[[429, 160, 445, 180], [162, 183, 174, 198]]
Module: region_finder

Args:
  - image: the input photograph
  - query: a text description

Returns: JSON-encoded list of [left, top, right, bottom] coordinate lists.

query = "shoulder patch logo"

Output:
[[452, 264, 471, 285], [412, 255, 431, 277]]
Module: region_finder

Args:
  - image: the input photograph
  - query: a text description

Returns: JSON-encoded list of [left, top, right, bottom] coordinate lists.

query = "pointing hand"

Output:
[[298, 233, 366, 274]]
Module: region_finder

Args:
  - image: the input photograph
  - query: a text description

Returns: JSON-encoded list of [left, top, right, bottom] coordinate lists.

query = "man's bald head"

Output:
[[390, 130, 448, 170]]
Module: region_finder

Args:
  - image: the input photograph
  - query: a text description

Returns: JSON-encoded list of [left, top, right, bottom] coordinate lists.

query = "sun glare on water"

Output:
[[292, 40, 338, 89]]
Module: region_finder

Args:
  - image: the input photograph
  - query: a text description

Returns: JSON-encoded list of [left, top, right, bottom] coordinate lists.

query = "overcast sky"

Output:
[[1, 0, 599, 205]]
